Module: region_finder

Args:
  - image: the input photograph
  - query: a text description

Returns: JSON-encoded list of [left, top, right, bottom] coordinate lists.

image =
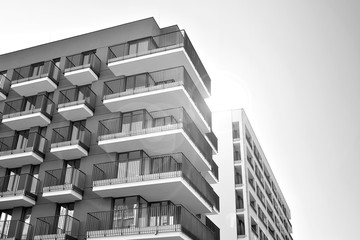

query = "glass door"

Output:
[[30, 63, 44, 77], [63, 160, 80, 186], [113, 197, 138, 229], [128, 39, 150, 56], [21, 208, 31, 239], [4, 168, 21, 192], [14, 130, 30, 151], [0, 210, 12, 238], [56, 203, 74, 234]]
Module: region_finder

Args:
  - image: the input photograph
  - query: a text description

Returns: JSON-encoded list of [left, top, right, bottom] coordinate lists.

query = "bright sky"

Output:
[[1, 1, 360, 239]]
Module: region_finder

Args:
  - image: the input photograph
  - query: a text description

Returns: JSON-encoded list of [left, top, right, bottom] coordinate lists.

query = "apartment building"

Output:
[[0, 17, 220, 240], [209, 109, 293, 240]]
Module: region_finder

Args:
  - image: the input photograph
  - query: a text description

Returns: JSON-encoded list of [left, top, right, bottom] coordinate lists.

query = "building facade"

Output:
[[0, 18, 220, 240], [209, 109, 293, 240]]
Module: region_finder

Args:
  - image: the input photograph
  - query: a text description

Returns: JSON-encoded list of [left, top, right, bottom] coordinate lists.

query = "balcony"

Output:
[[0, 73, 11, 101], [86, 205, 217, 240], [42, 168, 85, 203], [0, 174, 39, 208], [0, 220, 33, 240], [50, 123, 91, 160], [103, 67, 212, 134], [0, 132, 47, 168], [2, 94, 54, 131], [107, 30, 211, 98], [11, 61, 60, 96], [64, 52, 101, 86], [34, 215, 79, 240], [205, 130, 218, 153], [203, 158, 218, 184], [98, 108, 213, 172], [57, 85, 96, 121], [92, 153, 219, 214]]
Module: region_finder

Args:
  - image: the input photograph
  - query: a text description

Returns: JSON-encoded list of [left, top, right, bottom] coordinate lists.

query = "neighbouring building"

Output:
[[209, 109, 293, 240], [0, 17, 220, 240]]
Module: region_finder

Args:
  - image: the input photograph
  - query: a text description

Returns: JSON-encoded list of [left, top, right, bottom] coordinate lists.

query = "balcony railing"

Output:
[[107, 30, 211, 94], [103, 66, 212, 128], [93, 153, 219, 211], [86, 205, 216, 240], [3, 94, 55, 120], [12, 61, 60, 85], [205, 130, 218, 152], [0, 220, 33, 240], [58, 85, 96, 112], [0, 174, 39, 199], [64, 52, 101, 77], [210, 159, 219, 181], [51, 124, 91, 151], [98, 107, 213, 166], [0, 73, 11, 97], [34, 215, 80, 239], [0, 132, 47, 157], [43, 168, 85, 194]]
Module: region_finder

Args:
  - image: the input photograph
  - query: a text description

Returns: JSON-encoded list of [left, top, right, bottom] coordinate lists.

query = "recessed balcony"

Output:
[[50, 123, 91, 160], [0, 220, 33, 240], [98, 108, 213, 172], [0, 132, 47, 168], [0, 174, 39, 208], [42, 167, 85, 203], [64, 51, 101, 86], [58, 85, 96, 121], [2, 94, 54, 131], [0, 73, 11, 101], [86, 205, 217, 240], [107, 30, 211, 98], [92, 153, 219, 214], [11, 60, 60, 96], [34, 215, 80, 240], [103, 67, 211, 134]]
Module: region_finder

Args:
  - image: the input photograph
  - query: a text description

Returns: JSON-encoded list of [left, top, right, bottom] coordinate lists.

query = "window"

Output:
[[236, 215, 245, 235], [250, 217, 258, 236], [236, 190, 244, 209], [233, 143, 241, 161], [249, 193, 257, 213], [232, 121, 240, 139], [245, 127, 252, 147], [235, 170, 243, 185]]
